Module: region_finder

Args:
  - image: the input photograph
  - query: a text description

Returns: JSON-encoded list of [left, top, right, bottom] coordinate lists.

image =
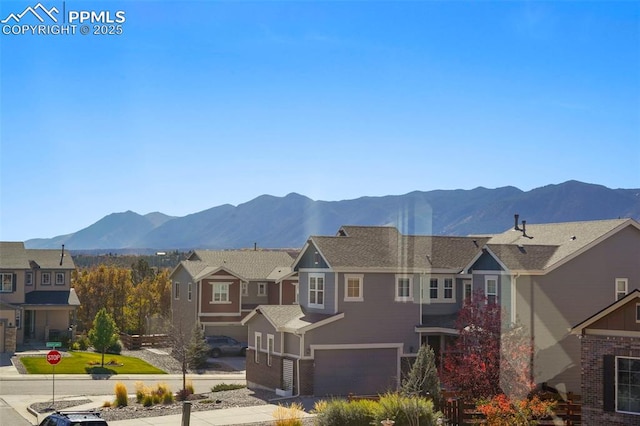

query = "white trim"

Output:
[[334, 272, 339, 314], [199, 312, 241, 317], [254, 332, 262, 363], [199, 321, 243, 326], [615, 355, 640, 416], [616, 278, 629, 301], [210, 282, 231, 303], [395, 274, 413, 302], [636, 303, 640, 324], [174, 281, 180, 300], [267, 334, 275, 366], [485, 275, 498, 305], [257, 282, 267, 297], [187, 282, 192, 302], [344, 274, 364, 302], [281, 312, 345, 333], [308, 273, 325, 309]]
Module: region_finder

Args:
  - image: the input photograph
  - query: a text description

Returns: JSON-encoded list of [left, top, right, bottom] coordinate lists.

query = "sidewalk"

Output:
[[0, 354, 315, 426]]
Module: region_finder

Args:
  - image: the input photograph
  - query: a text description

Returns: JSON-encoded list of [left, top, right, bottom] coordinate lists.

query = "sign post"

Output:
[[47, 350, 61, 407]]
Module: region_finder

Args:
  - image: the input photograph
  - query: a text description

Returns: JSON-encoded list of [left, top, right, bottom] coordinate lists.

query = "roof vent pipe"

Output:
[[514, 214, 522, 231]]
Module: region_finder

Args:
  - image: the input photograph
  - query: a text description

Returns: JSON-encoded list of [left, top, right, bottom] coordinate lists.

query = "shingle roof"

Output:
[[310, 226, 489, 270], [26, 249, 76, 269], [185, 250, 295, 281], [487, 218, 635, 270], [255, 304, 339, 331], [24, 289, 81, 306], [0, 242, 30, 269]]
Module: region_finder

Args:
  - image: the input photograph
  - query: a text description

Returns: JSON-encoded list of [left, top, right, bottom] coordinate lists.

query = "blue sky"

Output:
[[1, 0, 639, 241]]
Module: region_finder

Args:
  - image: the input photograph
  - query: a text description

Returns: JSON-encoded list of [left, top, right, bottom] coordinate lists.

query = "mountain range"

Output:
[[24, 180, 640, 251]]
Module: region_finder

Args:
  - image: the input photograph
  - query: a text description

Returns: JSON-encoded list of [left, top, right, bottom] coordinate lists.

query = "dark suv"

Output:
[[38, 410, 108, 426], [205, 335, 247, 357]]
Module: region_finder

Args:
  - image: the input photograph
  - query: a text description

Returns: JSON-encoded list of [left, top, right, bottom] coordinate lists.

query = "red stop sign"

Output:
[[47, 350, 61, 365]]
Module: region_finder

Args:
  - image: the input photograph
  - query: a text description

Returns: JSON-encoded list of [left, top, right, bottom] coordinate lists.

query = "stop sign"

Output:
[[46, 350, 61, 365]]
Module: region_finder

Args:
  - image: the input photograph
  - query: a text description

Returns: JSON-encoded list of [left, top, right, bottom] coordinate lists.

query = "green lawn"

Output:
[[20, 351, 166, 375]]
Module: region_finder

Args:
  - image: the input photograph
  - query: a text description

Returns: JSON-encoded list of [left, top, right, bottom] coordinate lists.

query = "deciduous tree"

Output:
[[88, 308, 119, 367]]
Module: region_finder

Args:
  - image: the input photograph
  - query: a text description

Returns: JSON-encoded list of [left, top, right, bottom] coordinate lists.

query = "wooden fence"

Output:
[[440, 393, 581, 426], [119, 332, 171, 350]]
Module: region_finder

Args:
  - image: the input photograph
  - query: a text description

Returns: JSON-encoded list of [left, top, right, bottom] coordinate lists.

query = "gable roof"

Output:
[[301, 225, 489, 271], [486, 218, 639, 272], [242, 304, 343, 332], [571, 289, 640, 335], [178, 250, 295, 281]]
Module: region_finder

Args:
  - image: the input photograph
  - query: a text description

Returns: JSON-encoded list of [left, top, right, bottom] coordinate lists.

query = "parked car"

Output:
[[205, 335, 247, 357], [38, 410, 108, 426]]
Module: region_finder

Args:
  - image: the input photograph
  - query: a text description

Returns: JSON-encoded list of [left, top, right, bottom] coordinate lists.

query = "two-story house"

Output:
[[242, 226, 489, 396], [170, 249, 298, 342], [471, 217, 640, 395], [243, 218, 640, 397], [0, 242, 79, 352]]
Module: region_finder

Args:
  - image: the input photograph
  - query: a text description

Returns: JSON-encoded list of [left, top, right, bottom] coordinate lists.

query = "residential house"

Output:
[[242, 226, 489, 396], [170, 249, 298, 342], [472, 217, 640, 395], [0, 242, 79, 352], [243, 218, 640, 397], [571, 289, 640, 425]]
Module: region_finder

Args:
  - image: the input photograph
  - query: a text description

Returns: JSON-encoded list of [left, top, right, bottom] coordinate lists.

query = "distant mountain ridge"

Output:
[[24, 181, 640, 251]]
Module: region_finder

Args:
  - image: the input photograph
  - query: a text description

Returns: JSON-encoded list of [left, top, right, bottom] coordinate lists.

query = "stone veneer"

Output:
[[581, 334, 640, 426]]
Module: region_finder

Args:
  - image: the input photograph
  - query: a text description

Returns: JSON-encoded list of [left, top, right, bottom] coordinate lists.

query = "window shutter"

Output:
[[12, 273, 17, 292], [603, 354, 615, 412]]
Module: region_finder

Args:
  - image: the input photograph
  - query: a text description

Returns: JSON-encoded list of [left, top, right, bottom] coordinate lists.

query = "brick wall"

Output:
[[582, 334, 640, 425], [299, 359, 314, 396], [246, 349, 283, 391]]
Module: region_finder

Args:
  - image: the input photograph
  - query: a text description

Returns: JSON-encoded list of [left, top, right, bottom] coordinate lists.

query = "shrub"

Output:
[[162, 391, 175, 404], [212, 383, 245, 392], [476, 394, 555, 426], [273, 402, 304, 426], [102, 400, 112, 408], [73, 335, 90, 351], [313, 398, 377, 426], [114, 382, 128, 407], [373, 393, 442, 426], [142, 394, 154, 407], [176, 388, 191, 401], [135, 381, 146, 403], [106, 340, 122, 355], [186, 379, 195, 395]]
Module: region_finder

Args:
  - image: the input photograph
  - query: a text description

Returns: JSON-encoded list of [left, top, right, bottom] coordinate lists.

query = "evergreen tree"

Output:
[[187, 325, 210, 370], [402, 344, 441, 404]]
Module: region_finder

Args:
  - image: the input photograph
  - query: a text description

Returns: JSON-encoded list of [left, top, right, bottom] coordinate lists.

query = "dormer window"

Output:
[[308, 273, 325, 308]]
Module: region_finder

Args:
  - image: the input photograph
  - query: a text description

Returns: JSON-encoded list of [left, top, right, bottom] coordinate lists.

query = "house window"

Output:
[[258, 282, 267, 297], [429, 279, 438, 299], [636, 304, 640, 323], [616, 278, 628, 300], [485, 276, 498, 305], [211, 283, 230, 303], [444, 278, 454, 299], [464, 281, 472, 302], [308, 273, 325, 308], [0, 274, 13, 292], [293, 282, 299, 304], [395, 275, 413, 302], [187, 282, 192, 301], [267, 334, 274, 366], [25, 272, 33, 286], [15, 310, 21, 329], [242, 282, 248, 296], [42, 272, 51, 286], [616, 356, 640, 414], [174, 282, 180, 299], [55, 272, 65, 285], [255, 332, 262, 364], [344, 274, 363, 302]]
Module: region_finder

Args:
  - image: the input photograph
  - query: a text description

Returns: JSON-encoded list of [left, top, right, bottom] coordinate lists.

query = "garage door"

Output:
[[314, 348, 399, 396]]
